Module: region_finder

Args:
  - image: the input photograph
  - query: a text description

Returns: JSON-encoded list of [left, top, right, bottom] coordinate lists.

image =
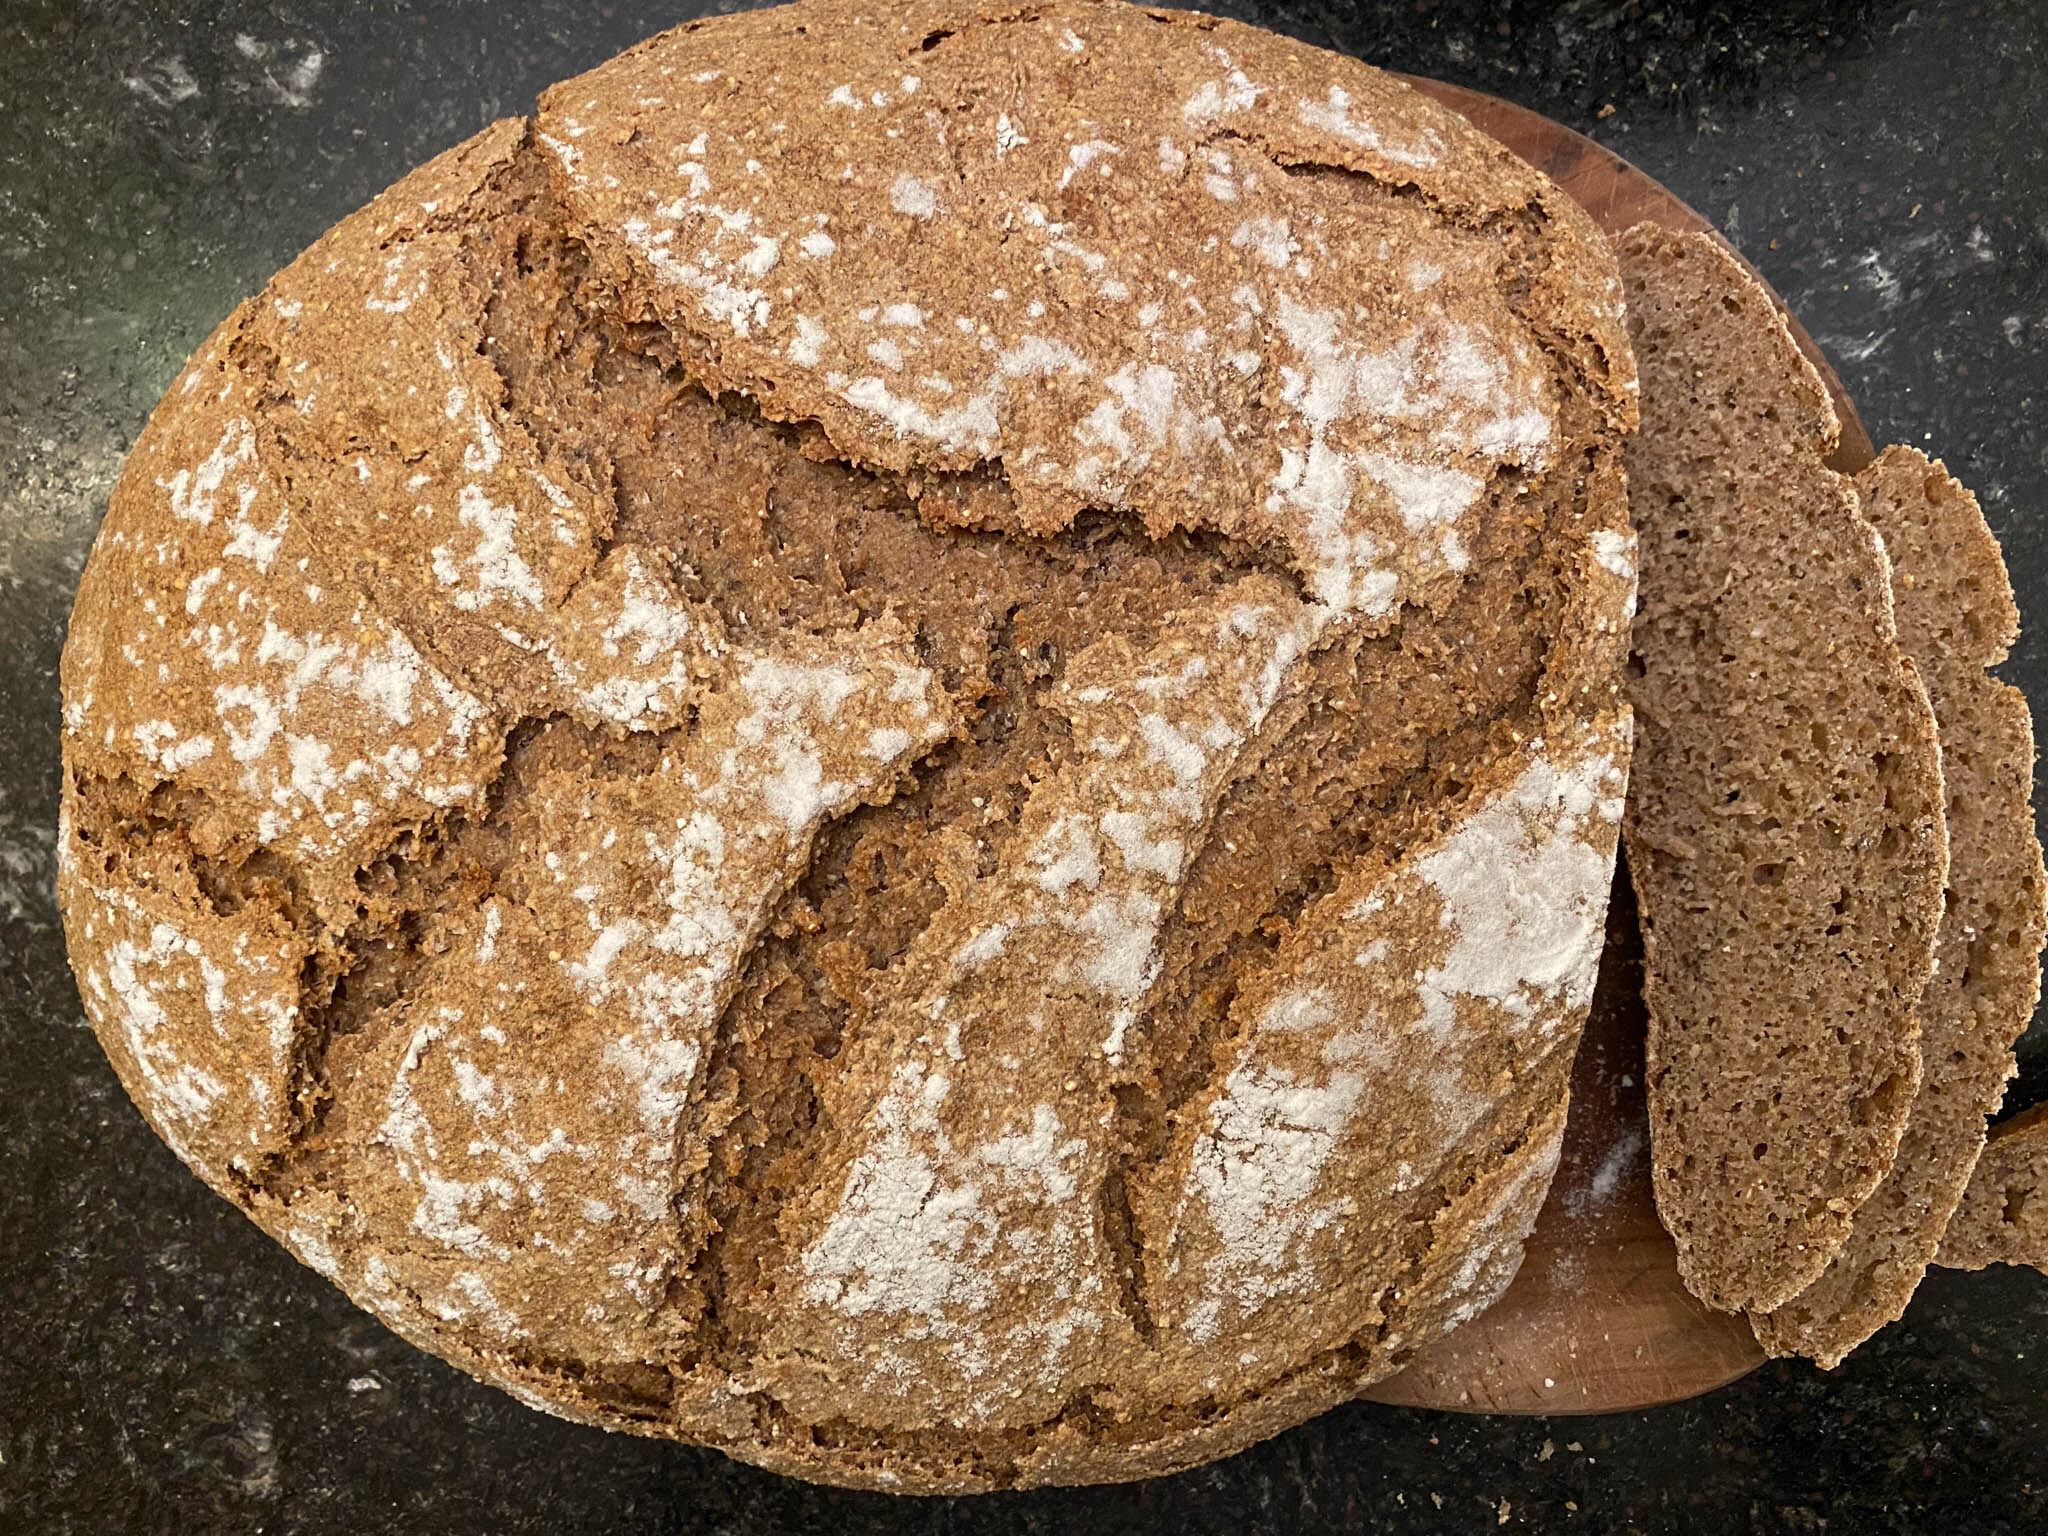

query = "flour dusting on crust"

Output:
[[775, 579, 1322, 1427], [58, 0, 1639, 1493], [1138, 714, 1628, 1385]]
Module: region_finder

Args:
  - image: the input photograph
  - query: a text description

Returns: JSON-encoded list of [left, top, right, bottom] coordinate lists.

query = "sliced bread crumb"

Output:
[[1938, 1103, 2048, 1273], [1754, 447, 2046, 1363], [1617, 224, 1947, 1315]]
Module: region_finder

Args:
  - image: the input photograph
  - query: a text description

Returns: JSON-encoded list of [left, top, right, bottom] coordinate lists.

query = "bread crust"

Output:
[[59, 0, 1635, 1490]]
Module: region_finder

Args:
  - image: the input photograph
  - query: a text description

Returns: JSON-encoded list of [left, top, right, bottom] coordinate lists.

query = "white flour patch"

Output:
[[890, 172, 941, 220], [1566, 1124, 1646, 1221], [1295, 83, 1443, 169]]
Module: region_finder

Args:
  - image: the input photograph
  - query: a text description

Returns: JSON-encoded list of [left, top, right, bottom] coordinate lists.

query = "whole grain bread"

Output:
[[57, 0, 1637, 1493], [1753, 447, 2046, 1363], [1937, 1102, 2048, 1272], [1616, 224, 1947, 1316]]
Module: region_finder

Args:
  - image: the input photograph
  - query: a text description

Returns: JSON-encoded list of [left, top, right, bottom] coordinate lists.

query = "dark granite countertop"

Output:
[[5, 2, 2047, 1530]]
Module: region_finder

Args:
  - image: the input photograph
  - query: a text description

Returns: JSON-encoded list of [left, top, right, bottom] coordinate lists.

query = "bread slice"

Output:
[[1753, 448, 2047, 1362], [1617, 224, 1948, 1314], [1938, 1102, 2048, 1272]]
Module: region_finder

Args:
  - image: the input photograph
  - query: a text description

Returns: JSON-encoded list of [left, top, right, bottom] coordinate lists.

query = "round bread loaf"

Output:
[[58, 0, 1636, 1491]]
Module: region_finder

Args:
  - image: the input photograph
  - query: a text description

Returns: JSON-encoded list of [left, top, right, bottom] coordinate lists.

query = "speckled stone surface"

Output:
[[4, 1, 2046, 1530]]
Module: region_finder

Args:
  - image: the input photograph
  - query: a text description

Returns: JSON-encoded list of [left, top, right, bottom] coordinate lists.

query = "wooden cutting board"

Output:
[[1361, 79, 1875, 1416]]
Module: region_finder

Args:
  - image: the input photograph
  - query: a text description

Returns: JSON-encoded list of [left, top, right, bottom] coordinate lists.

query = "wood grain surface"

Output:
[[1361, 78, 1877, 1416]]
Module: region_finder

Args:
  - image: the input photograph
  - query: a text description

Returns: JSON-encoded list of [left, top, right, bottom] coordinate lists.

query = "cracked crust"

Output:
[[60, 0, 1636, 1492], [1617, 226, 1948, 1317]]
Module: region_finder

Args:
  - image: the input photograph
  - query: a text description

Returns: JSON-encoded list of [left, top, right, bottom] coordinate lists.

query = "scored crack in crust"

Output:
[[1617, 225, 1949, 1318], [58, 0, 1637, 1492]]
